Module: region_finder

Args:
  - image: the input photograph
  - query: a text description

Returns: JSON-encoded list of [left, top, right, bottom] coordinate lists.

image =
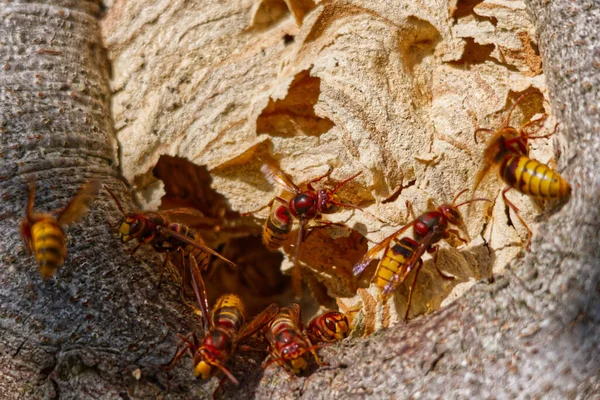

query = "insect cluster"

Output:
[[20, 92, 570, 395]]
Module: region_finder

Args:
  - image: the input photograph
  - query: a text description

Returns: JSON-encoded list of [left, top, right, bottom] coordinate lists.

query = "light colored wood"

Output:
[[102, 0, 558, 327]]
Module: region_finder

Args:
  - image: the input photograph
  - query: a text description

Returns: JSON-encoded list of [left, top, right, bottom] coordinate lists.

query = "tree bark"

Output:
[[0, 1, 598, 400], [0, 1, 207, 399]]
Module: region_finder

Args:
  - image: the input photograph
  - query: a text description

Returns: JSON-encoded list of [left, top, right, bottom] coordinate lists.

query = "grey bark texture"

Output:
[[0, 1, 598, 400]]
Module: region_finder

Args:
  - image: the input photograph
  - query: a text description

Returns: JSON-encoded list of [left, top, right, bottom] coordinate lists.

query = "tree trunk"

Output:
[[1, 0, 598, 399], [0, 1, 207, 398]]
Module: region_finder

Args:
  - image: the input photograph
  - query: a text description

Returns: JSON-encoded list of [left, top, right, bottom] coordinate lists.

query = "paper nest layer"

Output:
[[101, 0, 563, 332]]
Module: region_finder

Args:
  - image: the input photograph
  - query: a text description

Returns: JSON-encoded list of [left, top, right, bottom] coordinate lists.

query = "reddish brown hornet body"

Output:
[[353, 190, 489, 321], [166, 257, 278, 387], [474, 92, 571, 248], [260, 163, 362, 297], [20, 180, 99, 278], [263, 304, 323, 375], [104, 186, 235, 288], [305, 311, 350, 343], [263, 201, 294, 251]]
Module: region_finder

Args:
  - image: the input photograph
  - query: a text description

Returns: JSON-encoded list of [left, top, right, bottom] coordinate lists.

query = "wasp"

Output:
[[104, 186, 235, 289], [305, 311, 350, 343], [20, 180, 100, 278], [262, 304, 323, 375], [353, 190, 490, 321], [262, 201, 293, 251], [473, 92, 571, 248], [260, 162, 362, 297], [166, 257, 279, 386]]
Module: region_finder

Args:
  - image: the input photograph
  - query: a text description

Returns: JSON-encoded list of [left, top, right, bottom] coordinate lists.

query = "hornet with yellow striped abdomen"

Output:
[[165, 257, 279, 389], [305, 311, 350, 344], [263, 200, 293, 251], [353, 190, 490, 321], [260, 161, 362, 298], [20, 179, 100, 278], [104, 186, 236, 293], [473, 91, 571, 248], [262, 304, 325, 375]]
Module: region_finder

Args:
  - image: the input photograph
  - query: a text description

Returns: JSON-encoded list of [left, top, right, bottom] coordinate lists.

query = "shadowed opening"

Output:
[[256, 68, 335, 137]]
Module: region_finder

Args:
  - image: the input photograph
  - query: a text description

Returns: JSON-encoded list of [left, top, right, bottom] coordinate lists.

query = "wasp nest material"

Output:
[[102, 0, 563, 330]]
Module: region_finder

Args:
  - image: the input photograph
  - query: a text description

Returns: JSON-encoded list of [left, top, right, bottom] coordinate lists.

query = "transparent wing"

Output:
[[473, 128, 510, 194], [291, 219, 307, 299], [20, 180, 38, 252], [159, 207, 206, 220], [159, 208, 223, 231], [286, 303, 301, 325], [25, 179, 36, 220], [261, 162, 300, 195], [352, 220, 417, 276], [156, 226, 236, 267], [57, 180, 101, 225], [381, 228, 437, 297], [189, 255, 212, 331], [237, 303, 279, 341], [472, 161, 493, 195]]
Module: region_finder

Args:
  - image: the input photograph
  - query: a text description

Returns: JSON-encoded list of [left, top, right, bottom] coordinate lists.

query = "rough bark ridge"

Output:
[[0, 1, 207, 399], [0, 1, 598, 400]]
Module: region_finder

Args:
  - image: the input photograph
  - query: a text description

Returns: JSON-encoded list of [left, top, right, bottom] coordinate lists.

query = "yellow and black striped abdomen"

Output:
[[31, 218, 66, 278], [375, 237, 419, 290], [185, 241, 210, 271], [502, 155, 571, 198], [213, 294, 245, 332], [172, 227, 210, 270], [263, 204, 292, 251]]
